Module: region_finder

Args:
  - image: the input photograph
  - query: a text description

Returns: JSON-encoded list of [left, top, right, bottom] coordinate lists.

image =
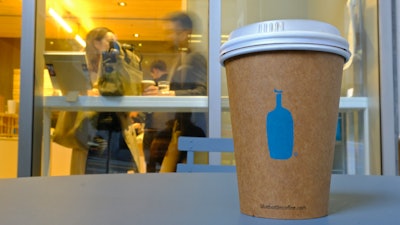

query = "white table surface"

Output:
[[0, 173, 398, 225]]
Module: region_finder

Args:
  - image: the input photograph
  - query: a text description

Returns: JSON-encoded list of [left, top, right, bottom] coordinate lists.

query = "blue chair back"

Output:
[[176, 136, 236, 173]]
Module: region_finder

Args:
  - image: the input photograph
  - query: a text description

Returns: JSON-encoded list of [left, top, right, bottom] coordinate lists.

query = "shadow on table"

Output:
[[328, 192, 380, 214]]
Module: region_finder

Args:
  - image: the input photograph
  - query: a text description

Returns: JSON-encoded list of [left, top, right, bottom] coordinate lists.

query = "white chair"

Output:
[[176, 136, 236, 173]]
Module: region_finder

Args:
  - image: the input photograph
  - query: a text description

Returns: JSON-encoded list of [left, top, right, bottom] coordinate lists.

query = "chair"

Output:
[[176, 136, 236, 173]]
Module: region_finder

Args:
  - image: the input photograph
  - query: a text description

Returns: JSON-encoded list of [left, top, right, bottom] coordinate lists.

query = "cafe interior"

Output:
[[0, 0, 398, 178]]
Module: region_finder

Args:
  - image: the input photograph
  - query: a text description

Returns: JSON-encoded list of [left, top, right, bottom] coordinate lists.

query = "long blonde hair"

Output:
[[85, 27, 113, 73]]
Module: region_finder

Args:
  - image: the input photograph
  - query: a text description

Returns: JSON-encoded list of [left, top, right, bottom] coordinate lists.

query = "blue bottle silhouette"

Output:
[[266, 89, 294, 160]]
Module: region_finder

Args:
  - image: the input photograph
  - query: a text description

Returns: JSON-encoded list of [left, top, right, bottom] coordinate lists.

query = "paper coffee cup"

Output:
[[141, 80, 156, 94], [220, 19, 350, 219], [158, 81, 170, 95], [7, 100, 16, 114]]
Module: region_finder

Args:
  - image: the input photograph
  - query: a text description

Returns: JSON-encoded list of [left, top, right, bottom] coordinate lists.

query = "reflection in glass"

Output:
[[43, 0, 210, 175]]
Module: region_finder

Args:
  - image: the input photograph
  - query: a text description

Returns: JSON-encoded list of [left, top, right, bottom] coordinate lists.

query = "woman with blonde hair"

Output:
[[69, 27, 143, 174]]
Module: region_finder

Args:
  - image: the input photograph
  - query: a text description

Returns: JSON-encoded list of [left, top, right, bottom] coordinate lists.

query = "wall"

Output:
[[0, 38, 20, 103], [0, 138, 18, 178]]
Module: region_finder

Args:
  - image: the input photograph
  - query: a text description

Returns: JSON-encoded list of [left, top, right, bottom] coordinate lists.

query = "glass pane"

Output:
[[40, 0, 209, 175], [0, 1, 22, 178], [221, 0, 380, 175]]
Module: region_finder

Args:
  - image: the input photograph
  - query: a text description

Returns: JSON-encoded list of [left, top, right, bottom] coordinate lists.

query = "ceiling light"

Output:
[[75, 34, 86, 47], [48, 8, 73, 33], [189, 34, 202, 38], [118, 2, 127, 6]]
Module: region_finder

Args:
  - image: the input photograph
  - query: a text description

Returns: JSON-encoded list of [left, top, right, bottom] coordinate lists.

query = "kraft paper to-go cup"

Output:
[[220, 19, 350, 220], [141, 80, 156, 94]]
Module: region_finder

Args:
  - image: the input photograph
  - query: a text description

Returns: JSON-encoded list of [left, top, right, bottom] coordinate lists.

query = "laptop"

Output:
[[44, 51, 92, 101]]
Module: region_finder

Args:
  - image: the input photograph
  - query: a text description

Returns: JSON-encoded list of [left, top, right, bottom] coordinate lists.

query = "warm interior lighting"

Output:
[[48, 8, 73, 33], [75, 34, 86, 47], [49, 8, 86, 47], [221, 34, 230, 43], [118, 2, 127, 6], [133, 33, 139, 38], [189, 34, 202, 38]]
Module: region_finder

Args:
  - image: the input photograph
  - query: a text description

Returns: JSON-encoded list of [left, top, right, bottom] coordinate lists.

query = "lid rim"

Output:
[[220, 44, 351, 65], [221, 31, 349, 50], [219, 19, 351, 65]]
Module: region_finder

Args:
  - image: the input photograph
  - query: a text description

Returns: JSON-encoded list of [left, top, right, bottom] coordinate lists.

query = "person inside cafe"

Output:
[[83, 27, 142, 174], [143, 12, 208, 171], [143, 59, 175, 172]]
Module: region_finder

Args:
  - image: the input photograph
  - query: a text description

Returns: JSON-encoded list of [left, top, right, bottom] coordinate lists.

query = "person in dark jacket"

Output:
[[143, 12, 208, 171], [144, 60, 175, 172]]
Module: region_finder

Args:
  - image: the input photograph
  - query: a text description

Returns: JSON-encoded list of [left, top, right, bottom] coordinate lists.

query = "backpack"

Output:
[[98, 41, 143, 96]]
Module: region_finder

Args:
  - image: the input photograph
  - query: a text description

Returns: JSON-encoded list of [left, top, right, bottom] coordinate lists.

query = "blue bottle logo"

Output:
[[266, 89, 294, 160]]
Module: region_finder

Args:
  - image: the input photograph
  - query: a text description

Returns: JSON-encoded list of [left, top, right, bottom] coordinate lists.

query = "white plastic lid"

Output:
[[220, 19, 351, 65]]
